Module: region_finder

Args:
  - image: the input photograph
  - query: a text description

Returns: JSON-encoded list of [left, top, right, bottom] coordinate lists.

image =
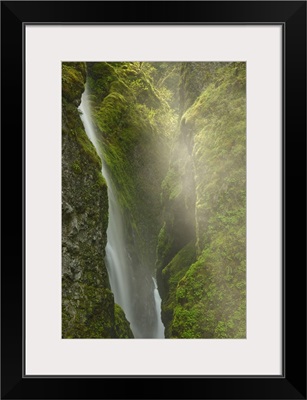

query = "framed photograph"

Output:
[[1, 1, 306, 398]]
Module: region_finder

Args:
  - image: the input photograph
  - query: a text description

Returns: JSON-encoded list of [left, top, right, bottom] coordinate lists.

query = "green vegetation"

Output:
[[62, 62, 132, 339], [160, 242, 196, 337], [157, 62, 246, 338], [62, 61, 246, 339], [86, 62, 176, 271], [114, 304, 134, 338]]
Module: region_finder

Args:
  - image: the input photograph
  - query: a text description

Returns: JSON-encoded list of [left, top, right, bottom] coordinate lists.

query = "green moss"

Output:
[[161, 167, 182, 201], [62, 286, 115, 339], [62, 63, 86, 103], [170, 245, 246, 338], [171, 306, 203, 338], [156, 222, 172, 266], [62, 62, 133, 339], [96, 171, 107, 188], [63, 61, 246, 339], [160, 242, 196, 336], [75, 128, 102, 169], [87, 62, 173, 273], [158, 62, 246, 339], [114, 304, 134, 338], [72, 161, 82, 174]]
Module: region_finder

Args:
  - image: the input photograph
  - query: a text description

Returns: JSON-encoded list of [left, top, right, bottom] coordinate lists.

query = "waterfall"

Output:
[[78, 86, 165, 338], [153, 277, 165, 338]]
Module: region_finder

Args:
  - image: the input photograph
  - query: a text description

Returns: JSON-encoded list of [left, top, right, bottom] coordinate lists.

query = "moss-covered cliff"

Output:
[[157, 62, 246, 338], [85, 62, 174, 337], [62, 62, 133, 338], [86, 62, 173, 262], [62, 61, 246, 339]]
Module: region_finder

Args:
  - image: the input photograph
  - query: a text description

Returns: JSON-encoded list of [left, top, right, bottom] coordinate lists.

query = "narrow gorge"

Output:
[[79, 85, 164, 338], [62, 61, 246, 339]]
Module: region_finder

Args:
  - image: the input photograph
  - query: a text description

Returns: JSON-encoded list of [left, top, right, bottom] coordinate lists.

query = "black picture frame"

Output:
[[1, 1, 306, 399]]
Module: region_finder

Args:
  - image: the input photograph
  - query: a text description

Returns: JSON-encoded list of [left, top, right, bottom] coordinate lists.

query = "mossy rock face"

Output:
[[86, 62, 175, 337], [114, 304, 134, 338], [62, 61, 246, 339], [157, 63, 246, 338], [62, 287, 114, 338], [156, 135, 197, 277], [62, 62, 132, 338], [159, 242, 196, 337], [62, 62, 86, 104]]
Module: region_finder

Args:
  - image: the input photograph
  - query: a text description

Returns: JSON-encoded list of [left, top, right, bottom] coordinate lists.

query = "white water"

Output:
[[79, 87, 165, 338], [152, 277, 165, 338]]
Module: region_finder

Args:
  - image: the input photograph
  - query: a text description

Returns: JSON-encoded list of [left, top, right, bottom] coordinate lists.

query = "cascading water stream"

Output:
[[79, 86, 165, 338], [152, 278, 165, 338]]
